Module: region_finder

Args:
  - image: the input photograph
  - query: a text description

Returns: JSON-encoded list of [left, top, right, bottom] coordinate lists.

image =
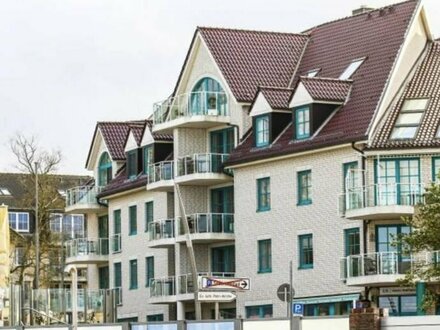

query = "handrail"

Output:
[[66, 186, 104, 207], [65, 238, 109, 258], [177, 213, 234, 235], [22, 307, 69, 326], [148, 219, 175, 241], [147, 161, 174, 184], [177, 153, 230, 176]]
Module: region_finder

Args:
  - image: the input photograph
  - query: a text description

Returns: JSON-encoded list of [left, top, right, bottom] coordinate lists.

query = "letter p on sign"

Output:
[[292, 303, 304, 316]]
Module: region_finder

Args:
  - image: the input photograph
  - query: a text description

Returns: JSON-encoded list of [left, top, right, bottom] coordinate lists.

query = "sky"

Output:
[[0, 0, 439, 175]]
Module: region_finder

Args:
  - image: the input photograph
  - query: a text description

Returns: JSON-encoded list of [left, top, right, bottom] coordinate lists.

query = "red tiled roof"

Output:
[[227, 0, 419, 166], [259, 87, 293, 110], [369, 42, 440, 149], [146, 120, 173, 142], [131, 122, 146, 145], [98, 166, 147, 198], [199, 27, 309, 102], [300, 77, 352, 103]]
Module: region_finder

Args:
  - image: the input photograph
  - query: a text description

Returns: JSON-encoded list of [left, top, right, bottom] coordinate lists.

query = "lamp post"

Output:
[[34, 162, 39, 289]]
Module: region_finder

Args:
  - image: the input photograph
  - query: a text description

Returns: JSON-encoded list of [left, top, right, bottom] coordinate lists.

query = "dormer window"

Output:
[[339, 58, 365, 80], [98, 152, 112, 186], [295, 106, 310, 140], [143, 145, 154, 175], [127, 150, 138, 179], [390, 98, 428, 139], [255, 115, 270, 147]]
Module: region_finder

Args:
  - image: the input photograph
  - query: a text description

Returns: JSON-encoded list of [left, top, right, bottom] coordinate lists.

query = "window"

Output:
[[295, 107, 310, 140], [299, 234, 313, 269], [344, 228, 360, 256], [255, 115, 269, 147], [432, 157, 440, 182], [99, 267, 109, 289], [145, 201, 154, 232], [211, 127, 235, 154], [246, 305, 273, 319], [390, 99, 428, 139], [379, 295, 417, 316], [0, 188, 11, 196], [257, 177, 270, 211], [306, 69, 320, 77], [147, 314, 163, 322], [8, 212, 29, 232], [98, 152, 112, 186], [127, 150, 138, 179], [191, 77, 227, 116], [143, 146, 154, 175], [145, 256, 154, 287], [113, 209, 121, 253], [114, 262, 122, 288], [258, 239, 272, 273], [298, 170, 312, 205], [129, 259, 138, 290], [49, 214, 85, 239], [339, 58, 365, 80], [129, 205, 137, 235]]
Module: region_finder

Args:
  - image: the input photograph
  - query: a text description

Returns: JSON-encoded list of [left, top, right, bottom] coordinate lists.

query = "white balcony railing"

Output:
[[147, 161, 174, 184], [177, 213, 234, 236], [65, 238, 109, 259], [153, 91, 228, 125], [177, 153, 230, 177], [150, 276, 176, 298], [111, 234, 122, 253], [339, 183, 424, 215], [148, 219, 175, 241], [65, 186, 104, 208]]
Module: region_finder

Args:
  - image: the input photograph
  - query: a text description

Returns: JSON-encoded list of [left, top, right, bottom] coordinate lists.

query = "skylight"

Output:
[[339, 58, 365, 80], [0, 188, 11, 196], [390, 98, 429, 140], [306, 69, 320, 77], [58, 189, 67, 198]]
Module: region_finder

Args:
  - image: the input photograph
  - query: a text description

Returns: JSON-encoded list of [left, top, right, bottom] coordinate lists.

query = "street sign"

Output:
[[292, 303, 304, 316], [199, 276, 251, 291], [197, 291, 237, 302], [277, 283, 295, 302]]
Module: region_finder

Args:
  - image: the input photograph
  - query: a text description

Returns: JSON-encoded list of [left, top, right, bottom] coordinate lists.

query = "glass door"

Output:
[[210, 127, 234, 172], [211, 186, 234, 233], [98, 215, 109, 254], [376, 225, 411, 275]]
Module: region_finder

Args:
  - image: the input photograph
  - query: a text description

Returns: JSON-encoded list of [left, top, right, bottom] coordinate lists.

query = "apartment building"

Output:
[[67, 0, 440, 322]]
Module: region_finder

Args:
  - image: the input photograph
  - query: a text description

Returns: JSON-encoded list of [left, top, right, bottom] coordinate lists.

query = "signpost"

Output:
[[199, 276, 250, 291], [197, 291, 236, 302]]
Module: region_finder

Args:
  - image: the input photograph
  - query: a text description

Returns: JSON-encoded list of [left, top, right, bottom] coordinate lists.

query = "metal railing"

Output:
[[147, 161, 174, 184], [65, 238, 109, 259], [340, 251, 431, 279], [148, 219, 175, 241], [153, 91, 228, 125], [66, 186, 104, 208], [177, 153, 230, 177], [150, 276, 176, 297], [177, 213, 234, 236], [111, 234, 122, 253], [113, 287, 122, 306], [339, 183, 424, 214]]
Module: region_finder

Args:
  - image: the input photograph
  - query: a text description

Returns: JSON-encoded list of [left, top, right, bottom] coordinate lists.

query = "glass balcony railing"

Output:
[[111, 234, 122, 253], [65, 186, 104, 208], [147, 161, 174, 184], [177, 153, 230, 177], [150, 277, 176, 298], [148, 219, 175, 241], [339, 183, 424, 215], [65, 238, 109, 259], [153, 91, 228, 125], [177, 213, 234, 236]]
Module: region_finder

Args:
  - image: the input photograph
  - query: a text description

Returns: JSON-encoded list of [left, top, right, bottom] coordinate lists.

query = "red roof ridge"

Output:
[[302, 0, 418, 34], [258, 86, 294, 91], [197, 26, 308, 38], [300, 76, 353, 83]]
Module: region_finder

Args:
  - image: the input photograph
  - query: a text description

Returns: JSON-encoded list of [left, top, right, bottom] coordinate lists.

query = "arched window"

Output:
[[190, 77, 227, 116], [98, 152, 112, 186]]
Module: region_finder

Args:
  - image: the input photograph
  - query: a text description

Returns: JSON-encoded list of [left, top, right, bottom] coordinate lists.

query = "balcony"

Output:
[[65, 186, 106, 214], [148, 219, 175, 248], [111, 234, 122, 253], [339, 183, 424, 220], [175, 153, 232, 185], [152, 91, 230, 133], [176, 213, 234, 243], [65, 238, 109, 265], [147, 161, 174, 191], [340, 251, 429, 286]]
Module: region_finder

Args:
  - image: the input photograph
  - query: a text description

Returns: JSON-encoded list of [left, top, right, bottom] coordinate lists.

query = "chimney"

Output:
[[352, 5, 375, 16]]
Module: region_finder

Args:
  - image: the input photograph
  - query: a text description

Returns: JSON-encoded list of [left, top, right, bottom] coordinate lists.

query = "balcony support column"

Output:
[[416, 282, 426, 316]]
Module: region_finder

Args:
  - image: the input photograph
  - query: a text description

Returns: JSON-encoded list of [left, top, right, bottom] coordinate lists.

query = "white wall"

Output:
[[382, 315, 440, 329]]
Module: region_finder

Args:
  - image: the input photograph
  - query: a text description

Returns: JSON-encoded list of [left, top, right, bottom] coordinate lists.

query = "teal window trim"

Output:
[[297, 170, 312, 206], [145, 256, 154, 287], [245, 304, 273, 319], [210, 127, 235, 154], [299, 234, 313, 269], [258, 239, 272, 273], [255, 115, 270, 148], [129, 259, 138, 290], [127, 150, 138, 179], [129, 205, 137, 236], [143, 145, 154, 175], [375, 224, 411, 253], [295, 106, 310, 140], [191, 77, 227, 116], [344, 228, 360, 257], [256, 177, 271, 212], [147, 314, 164, 322], [98, 152, 112, 186], [432, 157, 440, 182], [145, 201, 154, 232], [114, 262, 122, 288]]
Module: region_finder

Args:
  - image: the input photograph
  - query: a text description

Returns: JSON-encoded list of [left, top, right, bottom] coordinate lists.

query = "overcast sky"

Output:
[[0, 0, 438, 175]]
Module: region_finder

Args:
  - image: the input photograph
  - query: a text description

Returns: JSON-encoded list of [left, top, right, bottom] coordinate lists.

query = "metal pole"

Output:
[[34, 162, 39, 289], [290, 261, 293, 330]]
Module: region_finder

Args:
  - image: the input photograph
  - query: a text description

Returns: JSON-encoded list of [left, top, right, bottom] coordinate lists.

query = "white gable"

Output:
[[86, 129, 110, 171], [249, 93, 273, 117], [124, 131, 138, 153], [140, 126, 154, 147], [289, 83, 313, 108]]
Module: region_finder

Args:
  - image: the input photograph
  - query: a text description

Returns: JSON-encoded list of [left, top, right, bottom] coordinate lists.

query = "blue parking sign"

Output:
[[292, 303, 304, 316]]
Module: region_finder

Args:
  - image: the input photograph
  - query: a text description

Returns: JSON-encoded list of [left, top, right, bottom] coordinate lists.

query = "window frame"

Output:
[[145, 201, 154, 232], [129, 259, 138, 290], [258, 239, 272, 273], [339, 57, 365, 80], [114, 262, 122, 288], [98, 152, 112, 186], [145, 256, 154, 288], [129, 205, 137, 236], [245, 304, 273, 319], [344, 228, 360, 257], [390, 98, 429, 140], [256, 177, 271, 212], [127, 150, 138, 179], [299, 234, 313, 269], [432, 157, 440, 182], [297, 170, 312, 206], [295, 106, 310, 140], [8, 212, 30, 232], [143, 145, 154, 175], [255, 115, 270, 148]]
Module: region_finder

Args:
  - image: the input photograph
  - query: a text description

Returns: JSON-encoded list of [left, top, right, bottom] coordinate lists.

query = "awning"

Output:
[[293, 293, 360, 305]]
